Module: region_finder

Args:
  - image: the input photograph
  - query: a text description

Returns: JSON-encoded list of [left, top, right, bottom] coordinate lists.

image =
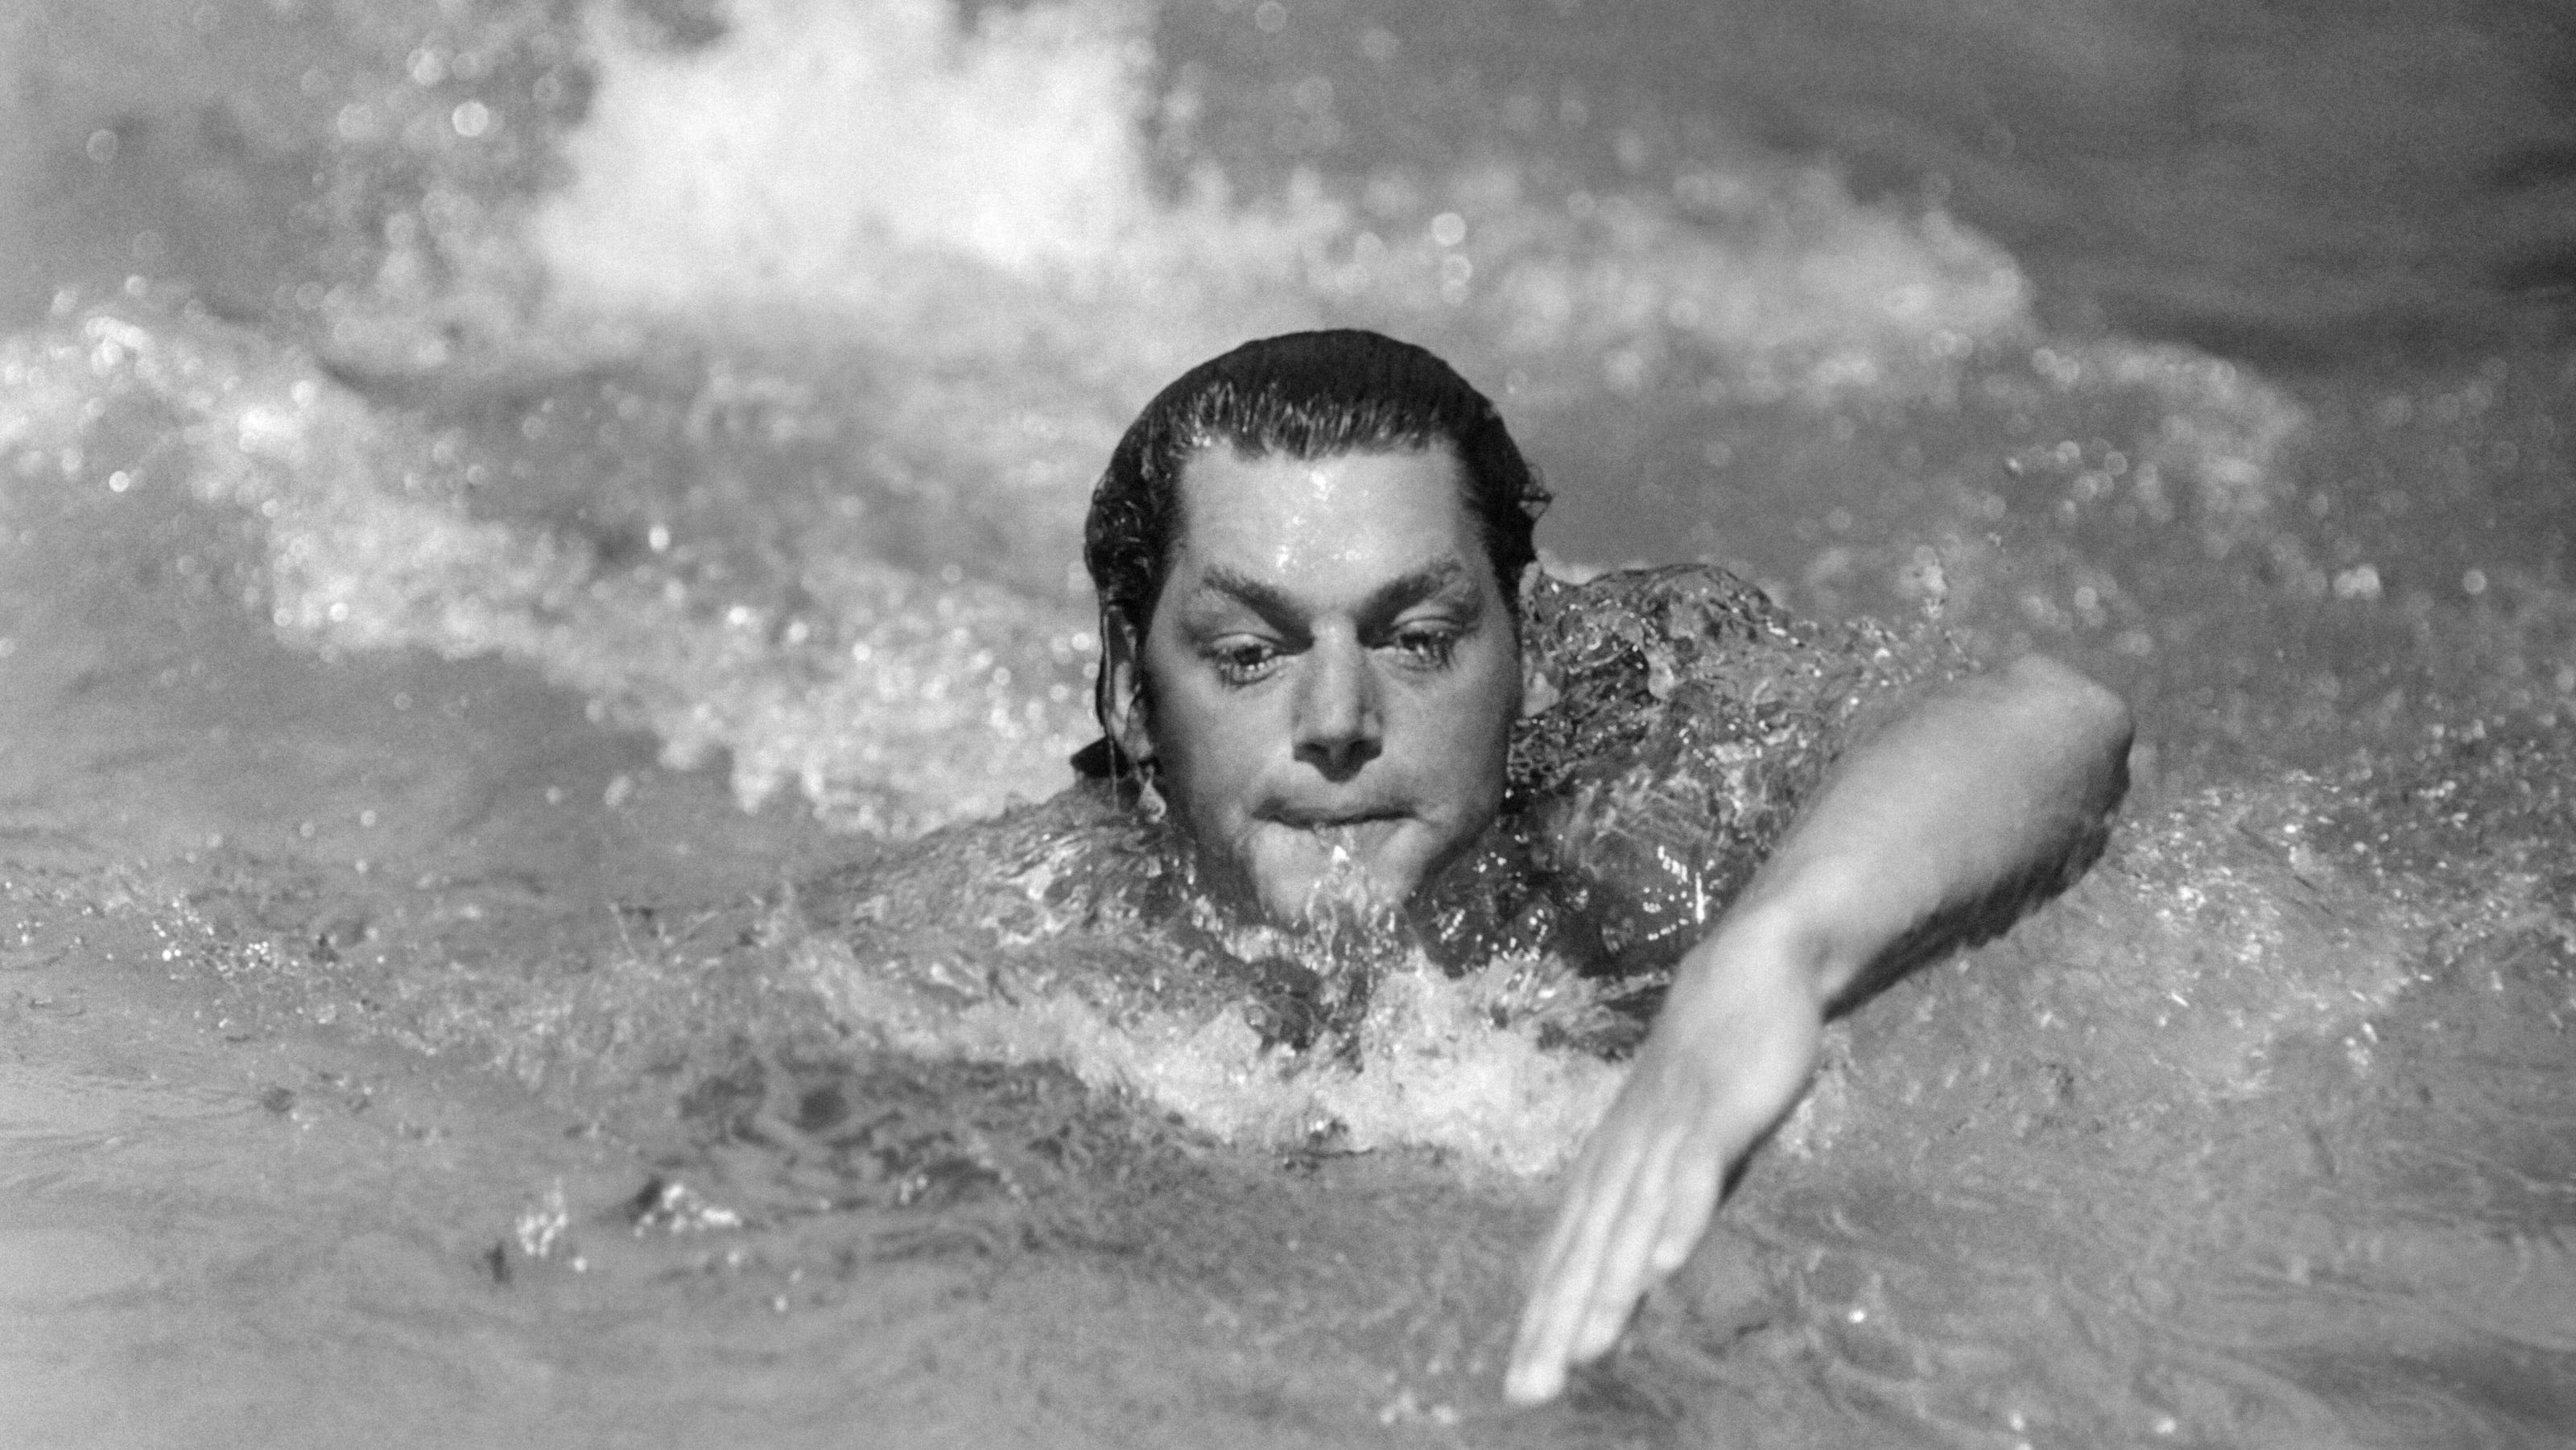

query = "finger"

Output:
[[1517, 1135, 1615, 1332], [1522, 1134, 1612, 1298], [1508, 1164, 1625, 1399], [1567, 1123, 1690, 1362], [1506, 1125, 1649, 1402], [1645, 1036, 1809, 1274], [1647, 1129, 1730, 1275], [1502, 1321, 1570, 1406]]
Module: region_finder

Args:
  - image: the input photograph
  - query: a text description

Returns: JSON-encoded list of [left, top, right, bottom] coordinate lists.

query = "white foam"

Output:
[[543, 0, 1158, 285], [2, 312, 1094, 832], [804, 934, 1623, 1175], [529, 0, 2039, 407], [533, 0, 1324, 395]]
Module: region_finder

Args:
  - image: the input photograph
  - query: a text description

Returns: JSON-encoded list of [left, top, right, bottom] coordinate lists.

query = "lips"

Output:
[[1256, 801, 1418, 882], [1236, 814, 1413, 924], [1260, 803, 1410, 829]]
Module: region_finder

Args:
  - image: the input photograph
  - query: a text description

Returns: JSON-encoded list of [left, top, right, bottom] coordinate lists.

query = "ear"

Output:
[[1513, 562, 1557, 719], [1101, 618, 1157, 767], [1519, 659, 1560, 718]]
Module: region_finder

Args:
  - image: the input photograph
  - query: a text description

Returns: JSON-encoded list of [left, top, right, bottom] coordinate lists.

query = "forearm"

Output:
[[1689, 654, 2134, 1013], [1507, 655, 2130, 1405]]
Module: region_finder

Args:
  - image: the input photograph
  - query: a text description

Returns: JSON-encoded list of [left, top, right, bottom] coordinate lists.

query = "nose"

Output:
[[1292, 634, 1382, 779]]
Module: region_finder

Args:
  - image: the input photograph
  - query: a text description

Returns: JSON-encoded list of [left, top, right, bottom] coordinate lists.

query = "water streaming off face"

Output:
[[3, 0, 2574, 1445]]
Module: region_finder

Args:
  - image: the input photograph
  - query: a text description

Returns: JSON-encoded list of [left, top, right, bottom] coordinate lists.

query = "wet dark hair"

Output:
[[1081, 329, 1550, 753]]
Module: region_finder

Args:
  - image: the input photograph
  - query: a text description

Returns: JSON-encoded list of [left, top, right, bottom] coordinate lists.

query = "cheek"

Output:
[[1385, 659, 1515, 831], [1146, 673, 1270, 803], [1442, 646, 1521, 767]]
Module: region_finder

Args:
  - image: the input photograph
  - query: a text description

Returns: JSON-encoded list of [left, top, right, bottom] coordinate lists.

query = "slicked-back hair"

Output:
[[1083, 330, 1550, 738]]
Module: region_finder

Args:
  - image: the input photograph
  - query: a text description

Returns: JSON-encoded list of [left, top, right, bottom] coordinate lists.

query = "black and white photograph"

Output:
[[2, 0, 2570, 1444]]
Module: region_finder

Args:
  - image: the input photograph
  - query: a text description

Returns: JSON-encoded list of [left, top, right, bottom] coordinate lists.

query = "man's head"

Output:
[[1082, 330, 1550, 923]]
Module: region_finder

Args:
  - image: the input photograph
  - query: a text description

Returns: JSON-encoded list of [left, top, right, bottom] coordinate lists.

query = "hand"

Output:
[[1504, 923, 1824, 1404]]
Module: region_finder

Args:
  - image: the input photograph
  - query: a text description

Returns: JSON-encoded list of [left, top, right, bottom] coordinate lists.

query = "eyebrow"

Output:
[[1187, 558, 1476, 630]]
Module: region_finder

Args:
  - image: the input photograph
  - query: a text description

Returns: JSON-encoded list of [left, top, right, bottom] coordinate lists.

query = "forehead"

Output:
[[1170, 445, 1479, 575]]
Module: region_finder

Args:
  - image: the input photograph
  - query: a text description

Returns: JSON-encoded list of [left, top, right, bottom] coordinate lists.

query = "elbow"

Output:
[[2003, 653, 2136, 801], [2006, 653, 2132, 744]]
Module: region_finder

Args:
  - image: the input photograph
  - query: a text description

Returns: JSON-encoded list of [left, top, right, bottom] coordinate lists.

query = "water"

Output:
[[4, 0, 2573, 1444]]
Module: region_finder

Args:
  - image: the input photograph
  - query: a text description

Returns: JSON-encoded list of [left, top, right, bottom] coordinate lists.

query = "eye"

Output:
[[1385, 622, 1460, 669], [1206, 637, 1284, 686]]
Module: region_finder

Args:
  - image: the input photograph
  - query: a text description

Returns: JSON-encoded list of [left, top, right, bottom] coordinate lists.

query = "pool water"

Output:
[[4, 0, 2574, 1444]]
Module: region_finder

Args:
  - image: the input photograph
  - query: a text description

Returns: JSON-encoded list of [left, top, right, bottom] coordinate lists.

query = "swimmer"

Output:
[[1075, 329, 2134, 1404]]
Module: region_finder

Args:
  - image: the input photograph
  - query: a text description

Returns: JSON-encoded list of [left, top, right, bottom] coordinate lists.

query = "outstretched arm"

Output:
[[1505, 654, 2134, 1404]]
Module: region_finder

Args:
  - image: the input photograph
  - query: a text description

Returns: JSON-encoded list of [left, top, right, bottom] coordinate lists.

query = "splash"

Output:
[[795, 766, 2442, 1178], [0, 307, 1096, 831], [531, 0, 1327, 438], [540, 0, 1189, 290], [803, 929, 1622, 1175], [529, 0, 2042, 408]]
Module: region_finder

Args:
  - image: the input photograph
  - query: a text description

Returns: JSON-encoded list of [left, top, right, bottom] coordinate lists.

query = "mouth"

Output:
[[1222, 808, 1432, 927], [1264, 812, 1411, 862], [1262, 805, 1409, 831], [1265, 813, 1411, 893], [1237, 813, 1410, 926]]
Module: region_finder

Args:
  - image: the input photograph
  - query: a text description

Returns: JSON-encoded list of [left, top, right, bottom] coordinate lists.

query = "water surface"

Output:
[[4, 1, 2574, 1445]]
